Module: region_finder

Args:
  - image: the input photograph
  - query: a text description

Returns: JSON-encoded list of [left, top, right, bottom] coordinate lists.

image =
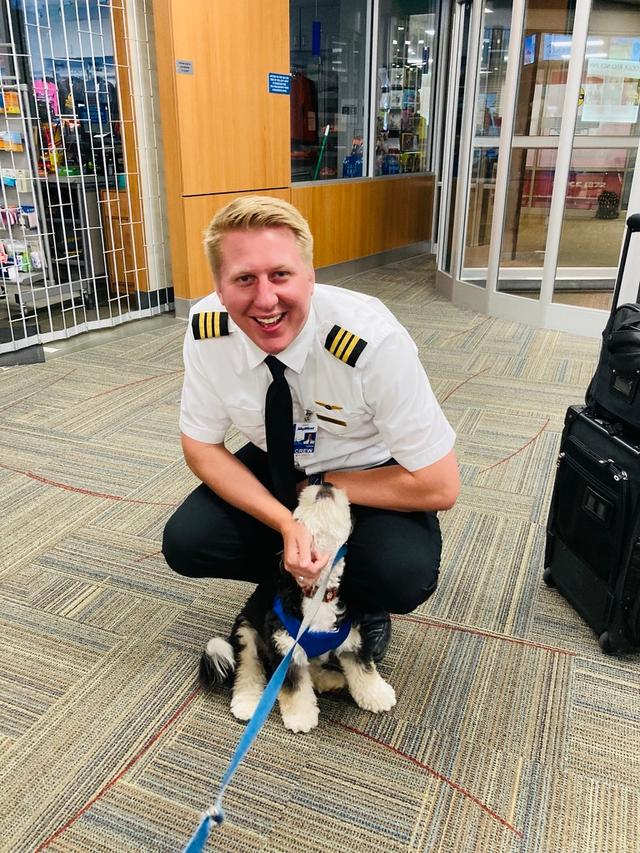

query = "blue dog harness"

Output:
[[273, 595, 351, 657]]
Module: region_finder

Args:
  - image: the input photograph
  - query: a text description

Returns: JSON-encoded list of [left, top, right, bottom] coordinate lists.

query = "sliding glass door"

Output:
[[438, 0, 640, 335]]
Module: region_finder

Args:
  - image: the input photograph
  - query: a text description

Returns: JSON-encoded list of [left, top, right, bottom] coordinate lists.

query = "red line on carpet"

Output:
[[0, 463, 177, 506], [35, 685, 202, 852], [443, 317, 492, 343], [327, 718, 523, 839], [478, 418, 550, 473], [133, 549, 164, 563], [85, 369, 183, 400], [0, 368, 76, 413], [439, 367, 491, 404], [393, 613, 576, 656]]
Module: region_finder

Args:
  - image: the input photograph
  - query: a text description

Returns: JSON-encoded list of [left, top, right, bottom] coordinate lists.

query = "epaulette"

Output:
[[191, 311, 229, 340], [324, 324, 367, 367]]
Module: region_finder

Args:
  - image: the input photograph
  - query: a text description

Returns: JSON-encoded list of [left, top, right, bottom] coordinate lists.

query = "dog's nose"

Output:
[[315, 483, 334, 500]]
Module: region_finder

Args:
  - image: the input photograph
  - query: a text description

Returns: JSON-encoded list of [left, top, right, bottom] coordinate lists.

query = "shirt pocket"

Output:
[[226, 406, 266, 446], [315, 406, 370, 438]]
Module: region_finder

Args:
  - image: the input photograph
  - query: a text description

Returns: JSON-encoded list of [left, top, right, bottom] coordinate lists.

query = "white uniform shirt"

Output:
[[180, 283, 455, 475]]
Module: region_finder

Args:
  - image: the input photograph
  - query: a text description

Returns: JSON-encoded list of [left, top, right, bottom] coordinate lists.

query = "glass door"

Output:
[[553, 0, 640, 309], [460, 0, 512, 287], [436, 0, 475, 276], [436, 0, 640, 335], [495, 0, 577, 299]]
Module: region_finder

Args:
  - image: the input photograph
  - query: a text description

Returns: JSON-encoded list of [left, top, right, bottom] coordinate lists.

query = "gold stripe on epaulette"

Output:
[[192, 311, 230, 340], [324, 325, 367, 367]]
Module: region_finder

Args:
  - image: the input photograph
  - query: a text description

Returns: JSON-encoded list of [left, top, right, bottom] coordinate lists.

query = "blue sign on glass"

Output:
[[268, 73, 291, 95], [312, 21, 321, 56]]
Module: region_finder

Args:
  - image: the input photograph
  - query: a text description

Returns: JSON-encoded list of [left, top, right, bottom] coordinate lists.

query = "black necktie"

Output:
[[264, 356, 297, 510]]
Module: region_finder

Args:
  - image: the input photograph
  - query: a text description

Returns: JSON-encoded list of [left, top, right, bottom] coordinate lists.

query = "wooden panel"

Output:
[[169, 0, 290, 196], [179, 178, 433, 301], [100, 189, 131, 220], [182, 189, 292, 301], [292, 175, 434, 268]]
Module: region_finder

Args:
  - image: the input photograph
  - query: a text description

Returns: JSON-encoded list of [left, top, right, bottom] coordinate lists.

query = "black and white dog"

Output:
[[199, 483, 396, 733]]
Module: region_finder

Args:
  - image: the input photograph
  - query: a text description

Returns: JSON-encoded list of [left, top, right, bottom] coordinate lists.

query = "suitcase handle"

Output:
[[609, 214, 640, 323]]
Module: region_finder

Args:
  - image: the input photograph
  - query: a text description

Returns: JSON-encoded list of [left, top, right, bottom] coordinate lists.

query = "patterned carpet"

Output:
[[1, 257, 638, 853]]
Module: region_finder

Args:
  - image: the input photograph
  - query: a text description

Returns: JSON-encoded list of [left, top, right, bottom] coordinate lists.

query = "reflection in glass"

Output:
[[514, 0, 575, 137], [474, 2, 511, 138], [575, 0, 640, 138], [461, 2, 512, 286], [443, 2, 471, 274], [497, 147, 557, 295], [461, 147, 498, 281], [553, 148, 637, 308], [504, 147, 556, 263], [552, 0, 640, 308], [375, 0, 436, 176], [290, 0, 368, 182]]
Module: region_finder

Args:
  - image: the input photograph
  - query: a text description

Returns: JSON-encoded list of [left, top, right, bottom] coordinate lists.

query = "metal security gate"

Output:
[[0, 0, 171, 354]]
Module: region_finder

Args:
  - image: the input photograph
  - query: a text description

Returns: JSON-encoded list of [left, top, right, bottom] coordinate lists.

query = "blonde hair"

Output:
[[203, 196, 314, 277]]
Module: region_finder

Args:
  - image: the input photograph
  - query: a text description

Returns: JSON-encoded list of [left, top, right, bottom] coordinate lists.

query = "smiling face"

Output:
[[216, 226, 315, 355]]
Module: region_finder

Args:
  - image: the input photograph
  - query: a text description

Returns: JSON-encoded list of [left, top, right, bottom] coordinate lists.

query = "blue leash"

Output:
[[183, 544, 348, 852]]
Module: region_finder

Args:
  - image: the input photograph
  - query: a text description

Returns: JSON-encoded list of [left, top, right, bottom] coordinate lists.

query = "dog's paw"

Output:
[[352, 678, 396, 713], [281, 704, 319, 733], [230, 691, 261, 721]]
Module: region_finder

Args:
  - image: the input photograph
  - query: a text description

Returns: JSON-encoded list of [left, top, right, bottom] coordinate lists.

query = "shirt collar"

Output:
[[242, 303, 317, 373]]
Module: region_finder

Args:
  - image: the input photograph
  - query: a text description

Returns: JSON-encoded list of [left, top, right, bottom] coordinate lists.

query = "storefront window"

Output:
[[290, 0, 368, 182], [375, 0, 436, 176]]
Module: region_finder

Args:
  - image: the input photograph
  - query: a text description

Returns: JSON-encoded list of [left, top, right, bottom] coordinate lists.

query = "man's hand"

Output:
[[281, 518, 328, 588]]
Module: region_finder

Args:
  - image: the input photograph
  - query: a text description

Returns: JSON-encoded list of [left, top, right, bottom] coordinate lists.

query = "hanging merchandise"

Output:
[[342, 135, 363, 178], [0, 90, 21, 115], [33, 78, 60, 115], [0, 130, 23, 152]]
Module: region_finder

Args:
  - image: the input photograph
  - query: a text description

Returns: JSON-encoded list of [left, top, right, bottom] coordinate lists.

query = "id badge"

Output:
[[293, 421, 317, 456]]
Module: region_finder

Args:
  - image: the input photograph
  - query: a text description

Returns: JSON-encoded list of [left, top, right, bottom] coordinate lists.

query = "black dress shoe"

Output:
[[359, 611, 391, 663]]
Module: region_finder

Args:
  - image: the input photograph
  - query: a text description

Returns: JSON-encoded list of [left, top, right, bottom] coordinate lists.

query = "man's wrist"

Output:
[[307, 472, 324, 486]]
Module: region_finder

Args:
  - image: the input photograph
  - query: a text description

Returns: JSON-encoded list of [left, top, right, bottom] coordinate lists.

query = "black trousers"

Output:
[[162, 444, 442, 615]]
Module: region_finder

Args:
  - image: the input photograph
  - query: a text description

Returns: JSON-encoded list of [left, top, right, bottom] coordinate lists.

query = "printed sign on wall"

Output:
[[268, 73, 291, 95]]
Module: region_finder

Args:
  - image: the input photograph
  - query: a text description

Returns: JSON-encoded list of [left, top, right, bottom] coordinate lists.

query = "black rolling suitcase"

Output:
[[545, 405, 640, 653], [586, 212, 640, 433]]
